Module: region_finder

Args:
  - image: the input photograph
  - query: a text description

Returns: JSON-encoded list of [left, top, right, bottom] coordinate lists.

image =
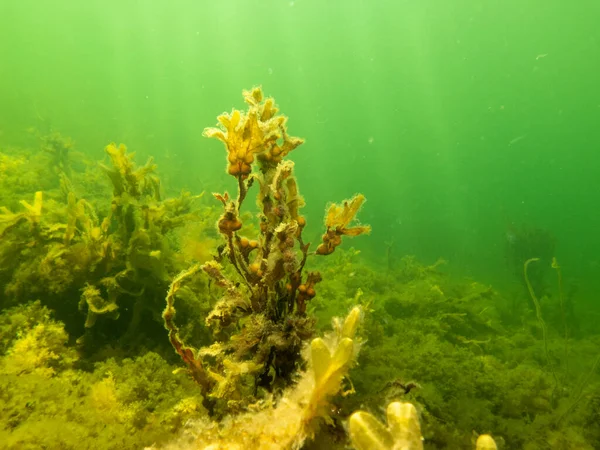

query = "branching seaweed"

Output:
[[163, 87, 370, 415]]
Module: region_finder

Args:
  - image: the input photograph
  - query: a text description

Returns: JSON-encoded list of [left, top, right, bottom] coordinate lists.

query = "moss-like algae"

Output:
[[0, 302, 206, 449]]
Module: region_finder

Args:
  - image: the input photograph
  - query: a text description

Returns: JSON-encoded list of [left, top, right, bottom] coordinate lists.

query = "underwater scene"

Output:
[[1, 1, 599, 449]]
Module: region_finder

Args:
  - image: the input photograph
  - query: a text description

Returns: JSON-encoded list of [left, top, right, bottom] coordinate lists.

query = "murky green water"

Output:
[[2, 1, 599, 290]]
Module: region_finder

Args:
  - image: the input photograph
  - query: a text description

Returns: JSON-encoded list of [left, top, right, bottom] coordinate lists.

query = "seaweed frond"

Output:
[[317, 194, 371, 255]]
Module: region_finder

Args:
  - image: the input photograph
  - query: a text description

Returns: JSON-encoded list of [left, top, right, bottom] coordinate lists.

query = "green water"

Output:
[[2, 0, 599, 293], [1, 1, 600, 448]]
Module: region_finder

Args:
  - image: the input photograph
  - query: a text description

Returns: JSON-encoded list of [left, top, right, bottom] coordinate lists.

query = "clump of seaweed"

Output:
[[0, 302, 207, 449], [39, 130, 74, 178], [162, 87, 370, 417], [159, 306, 364, 449], [0, 131, 75, 205], [0, 140, 201, 348]]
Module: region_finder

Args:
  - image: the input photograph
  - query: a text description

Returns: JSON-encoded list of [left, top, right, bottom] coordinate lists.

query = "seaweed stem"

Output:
[[524, 258, 559, 392]]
